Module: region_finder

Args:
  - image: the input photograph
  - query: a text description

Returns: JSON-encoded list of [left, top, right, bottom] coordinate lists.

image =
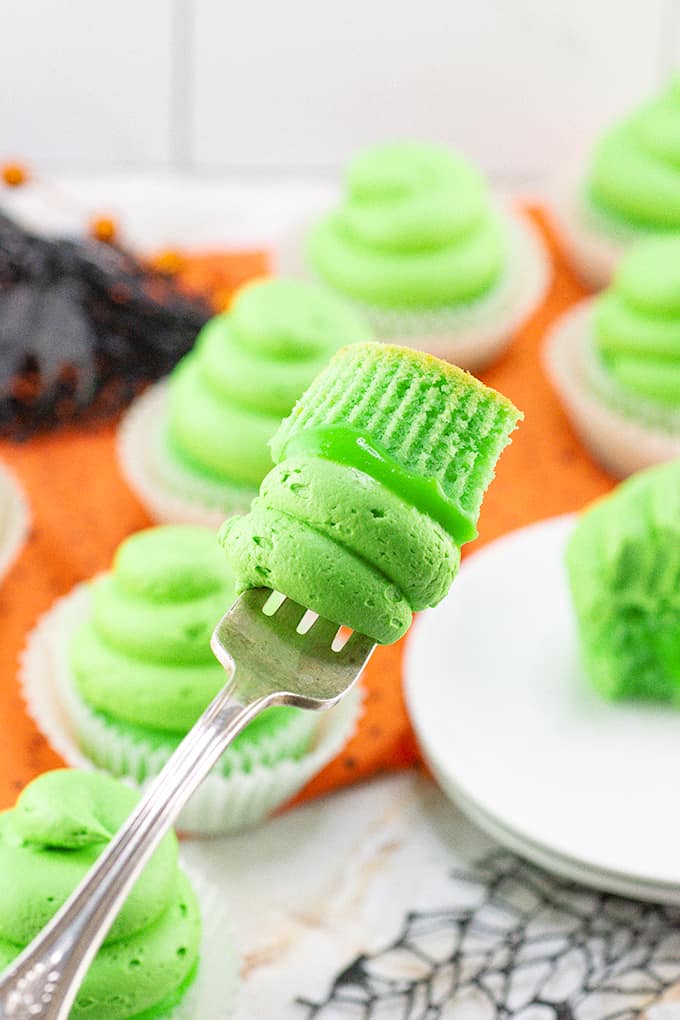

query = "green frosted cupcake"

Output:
[[552, 77, 680, 286], [0, 769, 204, 1020], [567, 460, 680, 701], [118, 277, 373, 527], [545, 237, 680, 477], [303, 142, 549, 371], [22, 526, 361, 835], [221, 342, 521, 644]]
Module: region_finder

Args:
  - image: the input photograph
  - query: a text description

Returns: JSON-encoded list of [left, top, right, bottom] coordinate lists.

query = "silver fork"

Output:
[[0, 589, 375, 1020]]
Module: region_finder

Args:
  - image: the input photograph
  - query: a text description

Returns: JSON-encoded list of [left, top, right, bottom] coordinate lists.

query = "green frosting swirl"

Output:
[[167, 277, 373, 487], [588, 78, 680, 230], [220, 454, 460, 645], [592, 237, 680, 408], [0, 770, 201, 1020], [70, 525, 308, 753], [307, 142, 505, 309]]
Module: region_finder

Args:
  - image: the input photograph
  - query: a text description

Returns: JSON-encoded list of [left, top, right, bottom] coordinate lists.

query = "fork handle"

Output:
[[0, 673, 274, 1020]]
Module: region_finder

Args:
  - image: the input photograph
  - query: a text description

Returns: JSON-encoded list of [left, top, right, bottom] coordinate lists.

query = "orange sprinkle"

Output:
[[2, 162, 29, 187], [151, 249, 186, 275], [90, 215, 118, 244]]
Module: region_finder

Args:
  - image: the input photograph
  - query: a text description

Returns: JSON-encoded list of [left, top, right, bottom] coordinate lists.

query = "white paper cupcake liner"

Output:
[[549, 173, 651, 290], [21, 583, 363, 837], [117, 382, 257, 528], [0, 461, 29, 583], [278, 204, 551, 372], [544, 300, 680, 478], [171, 863, 239, 1020]]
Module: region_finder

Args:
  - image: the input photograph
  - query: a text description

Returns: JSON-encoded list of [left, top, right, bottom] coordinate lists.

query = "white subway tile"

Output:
[[0, 0, 174, 169], [191, 0, 666, 181]]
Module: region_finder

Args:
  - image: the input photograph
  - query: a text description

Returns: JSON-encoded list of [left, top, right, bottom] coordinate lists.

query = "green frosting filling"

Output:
[[70, 525, 307, 749], [587, 77, 680, 230], [281, 426, 477, 543], [307, 142, 505, 309], [0, 771, 201, 1020], [221, 343, 520, 644], [592, 237, 680, 409], [567, 460, 680, 701], [167, 277, 373, 486]]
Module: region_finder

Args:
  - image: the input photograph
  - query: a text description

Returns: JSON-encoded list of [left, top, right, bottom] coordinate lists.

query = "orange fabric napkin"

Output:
[[0, 208, 615, 809]]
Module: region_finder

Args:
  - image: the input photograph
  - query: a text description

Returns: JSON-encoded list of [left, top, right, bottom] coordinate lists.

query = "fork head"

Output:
[[210, 588, 376, 710]]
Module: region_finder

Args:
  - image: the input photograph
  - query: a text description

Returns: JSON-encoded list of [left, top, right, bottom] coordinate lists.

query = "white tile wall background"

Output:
[[0, 0, 678, 185]]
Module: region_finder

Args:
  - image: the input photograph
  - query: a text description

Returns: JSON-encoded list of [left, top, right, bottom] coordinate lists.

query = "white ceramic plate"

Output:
[[405, 514, 680, 903]]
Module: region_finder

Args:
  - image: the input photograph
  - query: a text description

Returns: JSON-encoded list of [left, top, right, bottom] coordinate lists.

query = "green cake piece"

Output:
[[166, 277, 373, 488], [221, 342, 521, 644], [567, 460, 680, 701], [589, 237, 680, 418], [0, 770, 201, 1020]]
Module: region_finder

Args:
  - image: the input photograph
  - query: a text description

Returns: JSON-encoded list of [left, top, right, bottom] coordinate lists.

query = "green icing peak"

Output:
[[593, 237, 680, 409], [15, 770, 126, 848], [167, 277, 372, 487], [230, 277, 366, 358], [588, 78, 680, 230], [307, 142, 505, 309], [342, 142, 487, 249], [0, 770, 200, 1020], [115, 525, 233, 602]]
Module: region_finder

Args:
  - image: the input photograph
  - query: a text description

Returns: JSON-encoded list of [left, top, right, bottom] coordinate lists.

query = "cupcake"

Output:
[[21, 526, 361, 835], [300, 142, 549, 371], [545, 236, 680, 478], [118, 277, 373, 526], [566, 460, 680, 702], [552, 77, 680, 287], [221, 342, 522, 645], [0, 768, 236, 1019], [0, 461, 28, 582]]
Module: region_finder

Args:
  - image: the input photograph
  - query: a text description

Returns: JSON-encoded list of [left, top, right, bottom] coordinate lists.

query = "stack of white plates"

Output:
[[405, 515, 680, 904]]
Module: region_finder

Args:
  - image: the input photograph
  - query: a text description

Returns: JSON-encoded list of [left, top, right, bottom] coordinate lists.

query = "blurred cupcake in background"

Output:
[[566, 460, 680, 704], [297, 141, 549, 371], [118, 277, 373, 526], [551, 78, 680, 288], [21, 525, 362, 835], [545, 236, 680, 477], [0, 462, 28, 583]]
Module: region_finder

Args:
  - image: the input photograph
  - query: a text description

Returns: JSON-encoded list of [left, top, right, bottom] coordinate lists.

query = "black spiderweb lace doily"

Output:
[[298, 850, 680, 1019], [0, 211, 211, 438]]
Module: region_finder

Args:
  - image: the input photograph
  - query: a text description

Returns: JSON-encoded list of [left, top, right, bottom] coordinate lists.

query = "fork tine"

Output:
[[304, 615, 342, 650], [269, 594, 308, 631], [236, 587, 275, 614], [336, 630, 377, 668]]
